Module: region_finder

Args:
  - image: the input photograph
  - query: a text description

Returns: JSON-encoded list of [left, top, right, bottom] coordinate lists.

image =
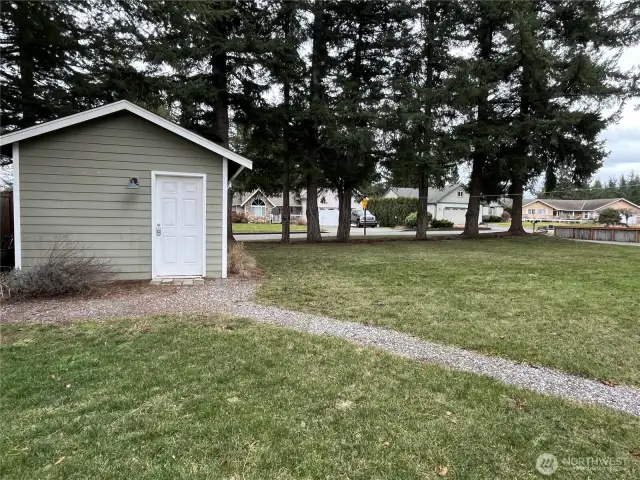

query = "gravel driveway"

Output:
[[2, 278, 639, 416]]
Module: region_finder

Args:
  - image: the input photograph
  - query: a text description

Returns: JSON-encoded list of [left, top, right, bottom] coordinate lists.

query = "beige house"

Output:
[[0, 101, 253, 280], [233, 189, 303, 221], [522, 198, 640, 223]]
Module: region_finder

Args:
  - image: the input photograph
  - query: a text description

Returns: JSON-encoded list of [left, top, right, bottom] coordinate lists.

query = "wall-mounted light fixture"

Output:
[[126, 177, 139, 189]]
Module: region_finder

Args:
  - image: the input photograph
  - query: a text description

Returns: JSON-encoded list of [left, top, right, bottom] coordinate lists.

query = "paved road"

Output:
[[235, 225, 526, 241]]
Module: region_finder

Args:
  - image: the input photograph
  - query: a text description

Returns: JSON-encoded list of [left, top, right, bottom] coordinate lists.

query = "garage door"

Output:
[[442, 208, 467, 226], [319, 208, 340, 227]]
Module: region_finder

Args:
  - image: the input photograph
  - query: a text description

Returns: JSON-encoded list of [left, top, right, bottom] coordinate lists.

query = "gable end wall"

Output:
[[18, 112, 224, 280]]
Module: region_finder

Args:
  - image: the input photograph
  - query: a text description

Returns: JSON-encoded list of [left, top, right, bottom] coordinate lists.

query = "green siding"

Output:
[[19, 112, 224, 280]]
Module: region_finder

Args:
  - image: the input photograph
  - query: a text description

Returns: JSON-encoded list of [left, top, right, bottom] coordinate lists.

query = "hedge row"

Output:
[[367, 197, 418, 227]]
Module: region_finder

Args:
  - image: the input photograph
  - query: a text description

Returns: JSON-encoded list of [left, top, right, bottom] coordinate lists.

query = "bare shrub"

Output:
[[228, 242, 258, 277], [294, 217, 307, 226], [231, 211, 249, 223], [0, 238, 113, 300], [245, 214, 269, 224]]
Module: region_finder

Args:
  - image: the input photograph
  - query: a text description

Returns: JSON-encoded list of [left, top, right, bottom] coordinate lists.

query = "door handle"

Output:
[[156, 223, 162, 236]]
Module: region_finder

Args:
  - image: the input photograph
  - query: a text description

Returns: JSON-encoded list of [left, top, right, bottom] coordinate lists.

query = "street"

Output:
[[235, 225, 525, 241]]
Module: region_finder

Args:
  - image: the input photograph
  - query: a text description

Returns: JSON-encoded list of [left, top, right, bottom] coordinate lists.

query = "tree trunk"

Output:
[[281, 10, 292, 244], [416, 4, 434, 242], [463, 155, 484, 237], [282, 166, 291, 244], [304, 0, 324, 244], [508, 178, 526, 235], [463, 15, 493, 237], [508, 47, 530, 237], [211, 51, 234, 244], [416, 170, 429, 239], [306, 174, 322, 242], [336, 187, 353, 242]]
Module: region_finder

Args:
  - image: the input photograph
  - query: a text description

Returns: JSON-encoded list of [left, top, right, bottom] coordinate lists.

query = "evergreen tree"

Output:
[[237, 0, 306, 243], [0, 0, 89, 131], [127, 0, 265, 241], [453, 1, 513, 237], [301, 0, 332, 242], [479, 0, 633, 234], [65, 0, 167, 112], [385, 0, 461, 238], [320, 0, 401, 242]]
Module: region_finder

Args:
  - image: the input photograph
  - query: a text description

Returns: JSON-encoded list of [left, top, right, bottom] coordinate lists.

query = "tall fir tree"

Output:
[[0, 0, 89, 132], [301, 0, 332, 242], [385, 0, 461, 238], [453, 0, 513, 237], [236, 0, 306, 243], [504, 0, 635, 234], [320, 0, 408, 241], [126, 0, 265, 241]]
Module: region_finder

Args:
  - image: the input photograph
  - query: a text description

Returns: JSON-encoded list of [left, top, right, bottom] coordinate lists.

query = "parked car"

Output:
[[351, 209, 378, 227]]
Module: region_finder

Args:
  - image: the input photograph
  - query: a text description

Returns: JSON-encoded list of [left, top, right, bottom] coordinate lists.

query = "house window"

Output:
[[251, 198, 266, 217], [489, 207, 496, 215], [527, 209, 536, 215], [457, 190, 464, 198], [537, 209, 546, 215], [584, 212, 590, 219]]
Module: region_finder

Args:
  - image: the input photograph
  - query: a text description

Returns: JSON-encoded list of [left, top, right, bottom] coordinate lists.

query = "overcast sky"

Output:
[[597, 45, 640, 182]]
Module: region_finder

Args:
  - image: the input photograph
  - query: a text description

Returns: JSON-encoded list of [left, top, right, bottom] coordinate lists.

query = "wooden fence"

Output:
[[555, 225, 640, 243], [0, 191, 13, 238]]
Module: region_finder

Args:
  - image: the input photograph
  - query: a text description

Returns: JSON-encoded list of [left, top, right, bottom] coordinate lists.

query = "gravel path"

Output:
[[232, 302, 640, 416], [2, 279, 639, 416]]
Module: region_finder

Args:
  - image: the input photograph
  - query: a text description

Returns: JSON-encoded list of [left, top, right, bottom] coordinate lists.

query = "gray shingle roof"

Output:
[[388, 184, 462, 203], [529, 198, 624, 211]]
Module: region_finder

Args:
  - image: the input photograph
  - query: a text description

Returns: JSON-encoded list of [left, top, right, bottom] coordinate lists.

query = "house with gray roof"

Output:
[[522, 198, 640, 222], [383, 183, 504, 225]]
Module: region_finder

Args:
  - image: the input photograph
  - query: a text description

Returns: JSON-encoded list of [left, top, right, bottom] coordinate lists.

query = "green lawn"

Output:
[[249, 237, 640, 386], [233, 223, 307, 234], [1, 315, 638, 479]]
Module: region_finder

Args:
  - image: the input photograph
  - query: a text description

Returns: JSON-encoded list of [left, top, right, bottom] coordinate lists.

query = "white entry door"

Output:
[[154, 174, 205, 277]]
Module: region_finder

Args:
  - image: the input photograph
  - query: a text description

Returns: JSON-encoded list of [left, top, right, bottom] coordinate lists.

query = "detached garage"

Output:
[[0, 101, 253, 280]]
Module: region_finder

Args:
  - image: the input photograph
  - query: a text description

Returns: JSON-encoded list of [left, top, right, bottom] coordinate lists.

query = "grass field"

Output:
[[233, 223, 307, 234], [1, 315, 638, 479], [249, 237, 640, 386]]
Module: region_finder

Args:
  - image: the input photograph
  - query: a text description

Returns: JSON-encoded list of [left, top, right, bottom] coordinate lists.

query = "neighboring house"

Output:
[[522, 198, 640, 223], [0, 100, 253, 280], [233, 189, 304, 221], [383, 184, 504, 225], [233, 189, 359, 226]]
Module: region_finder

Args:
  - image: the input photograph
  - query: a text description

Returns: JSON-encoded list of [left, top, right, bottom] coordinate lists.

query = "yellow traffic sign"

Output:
[[362, 197, 368, 209]]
